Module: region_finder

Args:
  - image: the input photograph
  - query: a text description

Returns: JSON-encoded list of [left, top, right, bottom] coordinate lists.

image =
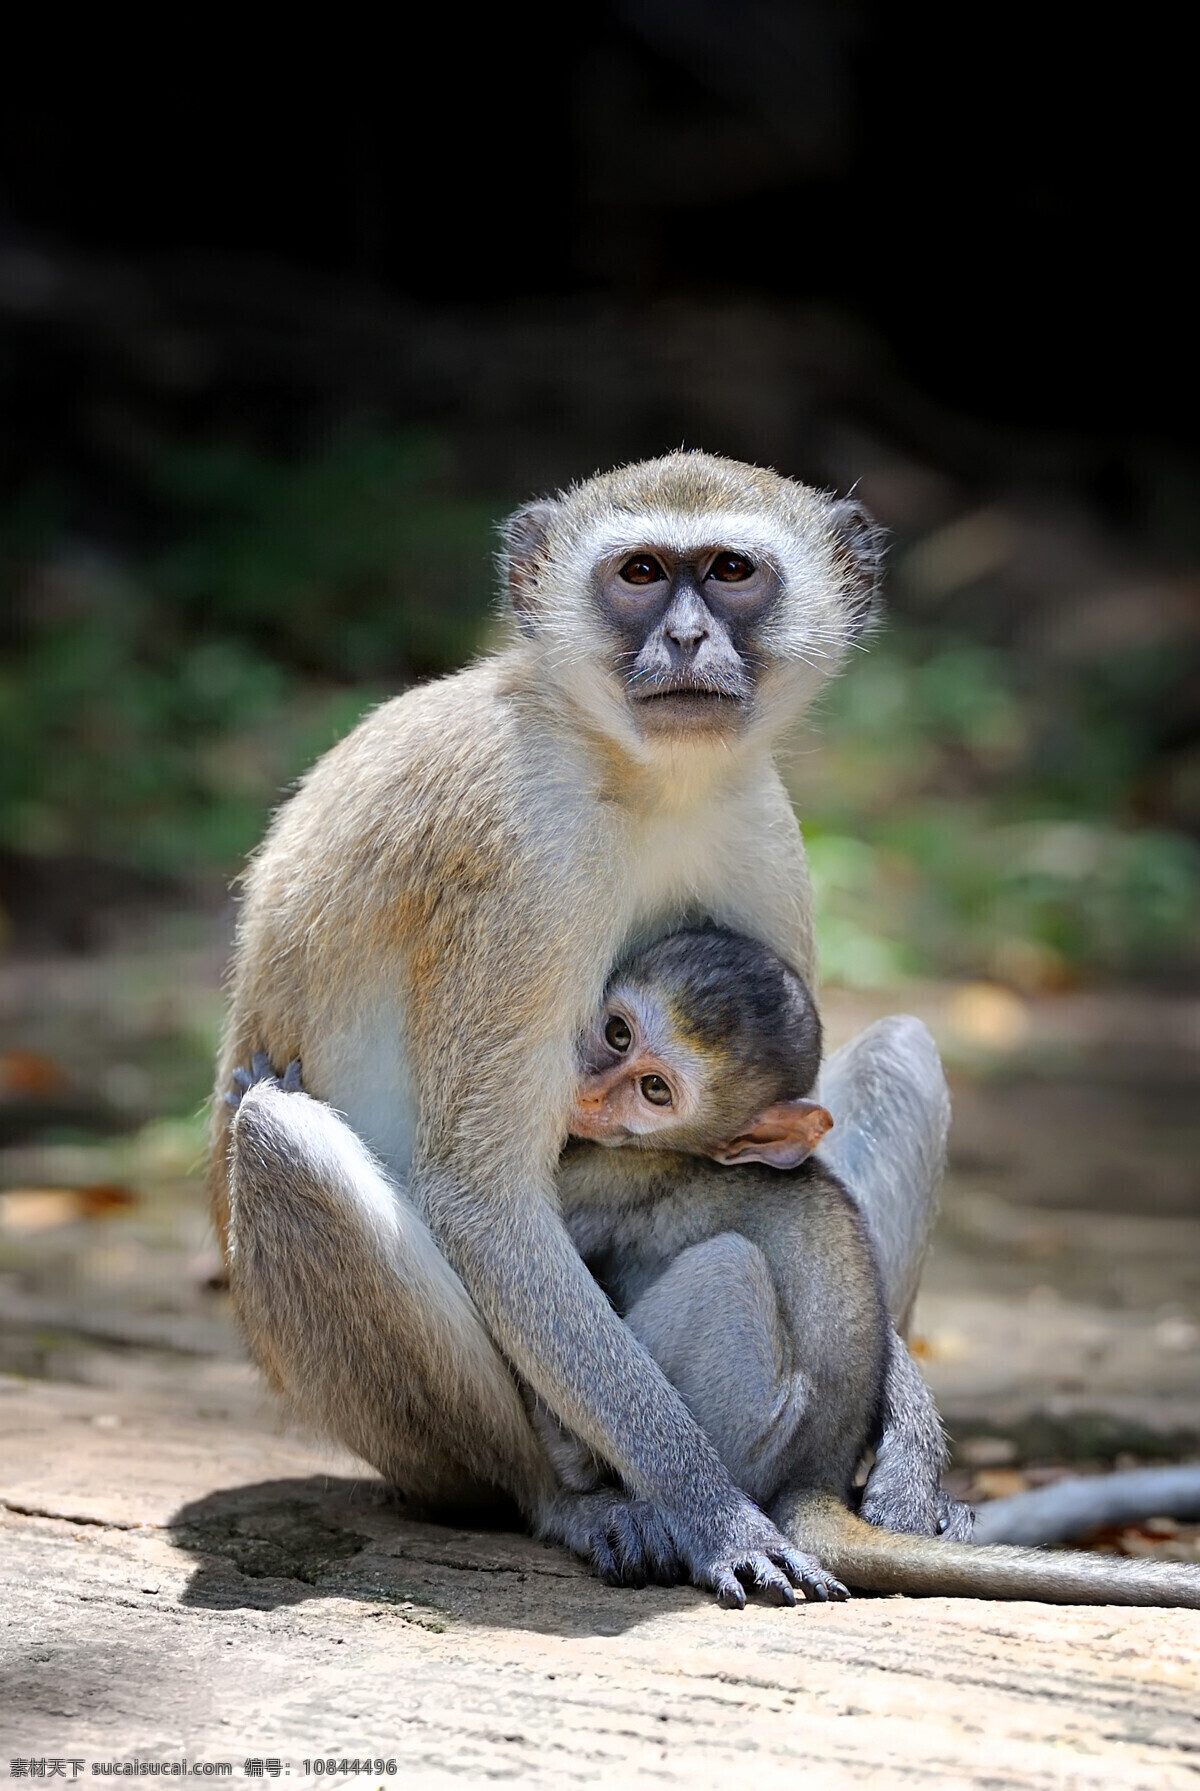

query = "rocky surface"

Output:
[[3, 1377, 1200, 1789], [3, 938, 1200, 1784]]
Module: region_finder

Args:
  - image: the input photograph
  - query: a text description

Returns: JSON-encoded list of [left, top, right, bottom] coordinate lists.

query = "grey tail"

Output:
[[971, 1465, 1200, 1547]]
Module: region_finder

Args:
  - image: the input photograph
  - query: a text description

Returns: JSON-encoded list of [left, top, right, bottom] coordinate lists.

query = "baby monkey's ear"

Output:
[[705, 1099, 833, 1170]]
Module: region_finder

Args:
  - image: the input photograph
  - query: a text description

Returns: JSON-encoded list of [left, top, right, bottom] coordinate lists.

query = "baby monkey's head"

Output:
[[572, 925, 832, 1168]]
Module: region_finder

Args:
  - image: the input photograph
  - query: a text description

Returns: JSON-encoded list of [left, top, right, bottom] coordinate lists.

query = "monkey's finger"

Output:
[[713, 1569, 747, 1610], [250, 1050, 275, 1081], [627, 1503, 684, 1585], [607, 1520, 649, 1590], [739, 1555, 797, 1606], [797, 1571, 849, 1603], [776, 1549, 849, 1602], [605, 1507, 648, 1587], [281, 1059, 304, 1093], [588, 1531, 624, 1587], [777, 1547, 852, 1604], [935, 1493, 976, 1542]]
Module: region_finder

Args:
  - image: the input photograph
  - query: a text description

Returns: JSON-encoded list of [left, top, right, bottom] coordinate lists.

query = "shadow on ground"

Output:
[[170, 1474, 683, 1636]]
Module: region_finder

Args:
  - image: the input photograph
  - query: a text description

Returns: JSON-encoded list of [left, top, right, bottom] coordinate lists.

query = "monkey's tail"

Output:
[[970, 1465, 1200, 1546], [788, 1493, 1200, 1607]]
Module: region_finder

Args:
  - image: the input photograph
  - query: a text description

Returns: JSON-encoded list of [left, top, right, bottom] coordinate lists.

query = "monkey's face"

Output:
[[593, 546, 780, 739], [501, 454, 883, 758], [570, 985, 711, 1148], [572, 955, 833, 1169]]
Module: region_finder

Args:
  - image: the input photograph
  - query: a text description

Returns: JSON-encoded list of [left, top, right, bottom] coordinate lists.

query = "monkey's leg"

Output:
[[226, 1073, 556, 1517], [815, 1016, 949, 1336], [228, 1073, 686, 1585], [858, 1330, 975, 1541], [621, 1232, 849, 1600]]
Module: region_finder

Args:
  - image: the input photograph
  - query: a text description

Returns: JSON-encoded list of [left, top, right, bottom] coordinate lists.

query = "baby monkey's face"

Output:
[[571, 976, 833, 1170], [572, 980, 708, 1147]]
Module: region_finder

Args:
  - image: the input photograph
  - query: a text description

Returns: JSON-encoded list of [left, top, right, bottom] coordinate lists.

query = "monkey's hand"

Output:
[[543, 1488, 848, 1606], [678, 1497, 851, 1607], [540, 1490, 685, 1588], [226, 1052, 304, 1107]]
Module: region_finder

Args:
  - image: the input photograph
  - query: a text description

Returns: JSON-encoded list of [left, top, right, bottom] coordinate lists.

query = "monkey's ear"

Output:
[[706, 1098, 833, 1170], [501, 499, 561, 636], [827, 498, 886, 639]]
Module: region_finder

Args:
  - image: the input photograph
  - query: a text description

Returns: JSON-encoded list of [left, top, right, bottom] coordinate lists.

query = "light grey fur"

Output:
[[227, 1078, 556, 1516]]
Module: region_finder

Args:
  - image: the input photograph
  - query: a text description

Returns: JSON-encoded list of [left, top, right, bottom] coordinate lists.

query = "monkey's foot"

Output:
[[540, 1491, 684, 1589], [860, 1474, 976, 1542], [226, 1052, 304, 1108]]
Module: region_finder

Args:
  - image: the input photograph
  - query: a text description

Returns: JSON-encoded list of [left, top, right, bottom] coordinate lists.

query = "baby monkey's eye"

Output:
[[708, 552, 755, 582], [640, 1074, 672, 1106], [604, 1014, 632, 1052], [619, 554, 666, 586]]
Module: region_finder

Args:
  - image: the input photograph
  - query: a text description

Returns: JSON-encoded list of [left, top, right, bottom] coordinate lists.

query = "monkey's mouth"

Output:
[[637, 687, 739, 701], [633, 683, 747, 709], [632, 685, 748, 728]]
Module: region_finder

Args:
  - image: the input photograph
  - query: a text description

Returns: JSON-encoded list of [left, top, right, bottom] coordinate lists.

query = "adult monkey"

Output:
[[211, 452, 945, 1606]]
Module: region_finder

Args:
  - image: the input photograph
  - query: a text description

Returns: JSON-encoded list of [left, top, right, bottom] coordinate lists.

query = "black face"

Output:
[[594, 547, 782, 735]]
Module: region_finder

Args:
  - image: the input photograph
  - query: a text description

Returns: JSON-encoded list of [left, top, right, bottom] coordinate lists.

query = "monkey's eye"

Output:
[[640, 1074, 672, 1106], [604, 1014, 632, 1052], [619, 554, 666, 586], [708, 552, 755, 583]]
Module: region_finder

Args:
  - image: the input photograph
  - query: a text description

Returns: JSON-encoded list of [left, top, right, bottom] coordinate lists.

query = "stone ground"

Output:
[[2, 921, 1200, 1786], [5, 1378, 1200, 1790]]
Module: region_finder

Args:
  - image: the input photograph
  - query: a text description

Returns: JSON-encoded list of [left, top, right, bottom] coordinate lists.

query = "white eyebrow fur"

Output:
[[580, 512, 805, 573]]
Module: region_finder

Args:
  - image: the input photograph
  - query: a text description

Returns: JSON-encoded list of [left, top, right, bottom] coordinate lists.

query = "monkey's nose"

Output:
[[575, 1093, 606, 1111], [666, 623, 709, 653]]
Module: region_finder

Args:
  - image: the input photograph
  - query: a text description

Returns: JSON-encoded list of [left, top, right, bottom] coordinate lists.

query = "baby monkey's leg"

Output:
[[225, 1060, 553, 1517], [816, 1016, 950, 1337], [624, 1225, 962, 1547], [624, 1232, 848, 1601], [860, 1333, 975, 1541], [623, 1233, 831, 1508]]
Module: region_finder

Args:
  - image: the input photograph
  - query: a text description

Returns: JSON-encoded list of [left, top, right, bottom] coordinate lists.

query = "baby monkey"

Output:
[[548, 925, 965, 1574], [550, 927, 1200, 1608]]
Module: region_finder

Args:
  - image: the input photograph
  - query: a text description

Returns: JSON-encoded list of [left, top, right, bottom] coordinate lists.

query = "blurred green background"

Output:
[[3, 421, 1196, 989], [3, 6, 1199, 998]]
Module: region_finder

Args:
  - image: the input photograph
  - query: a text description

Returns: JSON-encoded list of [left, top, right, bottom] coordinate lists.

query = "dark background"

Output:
[[2, 4, 1198, 980]]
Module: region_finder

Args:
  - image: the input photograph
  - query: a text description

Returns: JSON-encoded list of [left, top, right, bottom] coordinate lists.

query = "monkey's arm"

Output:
[[781, 1491, 1200, 1606], [971, 1466, 1200, 1546], [814, 1015, 950, 1336]]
